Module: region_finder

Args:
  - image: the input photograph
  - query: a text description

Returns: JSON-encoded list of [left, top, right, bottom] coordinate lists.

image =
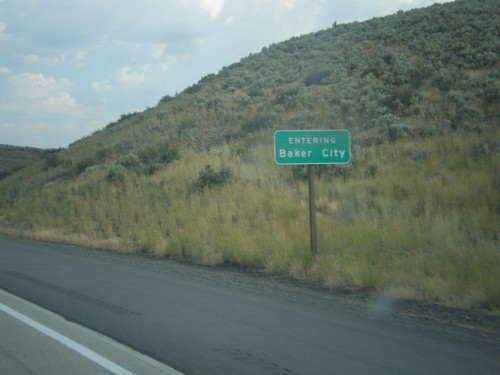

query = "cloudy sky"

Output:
[[0, 0, 453, 148]]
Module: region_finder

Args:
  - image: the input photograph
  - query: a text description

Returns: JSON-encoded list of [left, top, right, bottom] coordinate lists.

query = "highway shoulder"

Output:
[[0, 288, 183, 375]]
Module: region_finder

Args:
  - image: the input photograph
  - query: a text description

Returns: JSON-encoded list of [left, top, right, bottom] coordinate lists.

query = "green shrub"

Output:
[[388, 124, 414, 143], [364, 113, 400, 129], [192, 165, 233, 192], [158, 94, 173, 105], [45, 153, 62, 169], [177, 119, 197, 139], [183, 82, 203, 94], [76, 157, 97, 174], [139, 143, 179, 165], [472, 139, 498, 158], [143, 163, 161, 175], [431, 67, 462, 90], [304, 69, 332, 86], [107, 164, 126, 182], [117, 153, 141, 169], [248, 83, 265, 97], [84, 165, 105, 174], [96, 146, 112, 161], [412, 151, 432, 162], [157, 143, 180, 164], [365, 160, 380, 177], [241, 113, 277, 134]]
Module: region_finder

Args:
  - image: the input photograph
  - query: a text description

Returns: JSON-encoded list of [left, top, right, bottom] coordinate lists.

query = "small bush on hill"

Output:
[[76, 157, 97, 174], [365, 161, 380, 177], [241, 113, 277, 134], [45, 153, 62, 169], [96, 146, 112, 162], [84, 165, 105, 174], [107, 164, 126, 182], [117, 153, 141, 169], [304, 69, 332, 86], [158, 143, 180, 164], [388, 124, 414, 142], [192, 165, 233, 192]]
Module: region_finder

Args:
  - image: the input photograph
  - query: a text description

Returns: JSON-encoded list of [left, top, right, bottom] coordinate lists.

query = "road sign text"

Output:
[[274, 130, 350, 165]]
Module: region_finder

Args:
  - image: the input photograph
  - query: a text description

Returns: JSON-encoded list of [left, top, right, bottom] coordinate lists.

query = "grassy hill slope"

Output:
[[0, 0, 498, 308], [0, 145, 45, 179]]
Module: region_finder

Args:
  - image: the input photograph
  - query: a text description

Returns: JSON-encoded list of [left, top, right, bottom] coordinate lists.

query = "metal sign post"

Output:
[[274, 129, 351, 255], [308, 165, 318, 256]]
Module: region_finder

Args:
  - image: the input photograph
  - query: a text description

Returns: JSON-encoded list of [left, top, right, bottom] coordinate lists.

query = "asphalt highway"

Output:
[[0, 234, 498, 374], [0, 288, 181, 375]]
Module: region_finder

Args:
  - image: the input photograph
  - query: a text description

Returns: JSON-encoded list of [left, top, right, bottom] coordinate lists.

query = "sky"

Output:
[[0, 0, 453, 149]]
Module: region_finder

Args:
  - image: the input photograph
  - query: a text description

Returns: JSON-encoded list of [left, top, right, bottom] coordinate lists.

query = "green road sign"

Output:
[[274, 129, 351, 165]]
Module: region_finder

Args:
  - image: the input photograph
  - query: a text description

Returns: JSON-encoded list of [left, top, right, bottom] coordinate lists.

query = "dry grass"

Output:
[[1, 129, 499, 309]]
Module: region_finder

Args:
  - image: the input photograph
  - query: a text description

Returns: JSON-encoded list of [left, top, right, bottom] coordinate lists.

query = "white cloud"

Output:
[[151, 44, 168, 59], [200, 0, 224, 20], [277, 0, 304, 11], [116, 66, 146, 86], [0, 67, 11, 75], [16, 52, 66, 65], [0, 72, 102, 148], [179, 0, 224, 21], [4, 73, 90, 117], [42, 92, 79, 109], [92, 80, 113, 93], [75, 50, 86, 61], [8, 73, 71, 99], [16, 53, 40, 64]]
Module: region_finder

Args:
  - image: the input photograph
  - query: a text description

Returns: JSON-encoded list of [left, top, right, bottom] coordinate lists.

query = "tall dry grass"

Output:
[[0, 129, 498, 308]]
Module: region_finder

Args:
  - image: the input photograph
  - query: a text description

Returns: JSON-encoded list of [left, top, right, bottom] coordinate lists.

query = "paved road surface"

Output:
[[0, 288, 181, 374], [0, 234, 499, 374]]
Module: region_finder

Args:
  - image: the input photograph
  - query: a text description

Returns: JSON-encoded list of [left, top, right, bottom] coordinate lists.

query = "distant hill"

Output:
[[0, 145, 45, 179], [0, 0, 498, 309]]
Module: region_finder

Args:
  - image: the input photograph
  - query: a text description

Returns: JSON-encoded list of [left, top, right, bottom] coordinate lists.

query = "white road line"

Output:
[[0, 301, 135, 375]]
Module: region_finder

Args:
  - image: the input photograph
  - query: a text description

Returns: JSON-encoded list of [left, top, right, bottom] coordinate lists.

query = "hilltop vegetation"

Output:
[[0, 0, 499, 309]]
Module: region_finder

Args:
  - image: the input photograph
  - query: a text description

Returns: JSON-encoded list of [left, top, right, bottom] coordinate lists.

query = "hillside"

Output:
[[0, 0, 499, 309], [0, 145, 45, 179]]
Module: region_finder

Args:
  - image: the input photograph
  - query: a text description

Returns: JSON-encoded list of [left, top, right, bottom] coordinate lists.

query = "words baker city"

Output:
[[278, 135, 347, 159]]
